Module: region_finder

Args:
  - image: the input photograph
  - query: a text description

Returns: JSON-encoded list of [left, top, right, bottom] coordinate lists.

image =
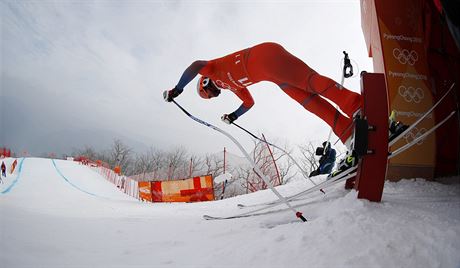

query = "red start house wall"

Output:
[[424, 1, 460, 177], [361, 0, 460, 180]]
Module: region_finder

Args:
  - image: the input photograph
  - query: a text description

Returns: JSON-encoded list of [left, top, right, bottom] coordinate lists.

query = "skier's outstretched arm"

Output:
[[164, 60, 208, 102], [176, 60, 208, 90]]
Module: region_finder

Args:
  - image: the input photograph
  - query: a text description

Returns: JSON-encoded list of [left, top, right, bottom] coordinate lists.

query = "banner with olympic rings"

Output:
[[361, 0, 436, 180]]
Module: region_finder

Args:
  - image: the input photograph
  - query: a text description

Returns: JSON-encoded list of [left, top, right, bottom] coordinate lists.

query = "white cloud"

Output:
[[2, 0, 372, 156]]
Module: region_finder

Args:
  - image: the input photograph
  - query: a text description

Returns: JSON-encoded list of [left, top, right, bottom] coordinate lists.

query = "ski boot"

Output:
[[328, 150, 358, 179], [389, 110, 409, 142]]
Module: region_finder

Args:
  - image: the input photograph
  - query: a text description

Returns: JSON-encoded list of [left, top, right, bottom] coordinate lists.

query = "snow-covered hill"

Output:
[[1, 157, 459, 267]]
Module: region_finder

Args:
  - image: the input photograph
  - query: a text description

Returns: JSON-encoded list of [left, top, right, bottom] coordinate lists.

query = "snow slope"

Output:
[[1, 157, 459, 268]]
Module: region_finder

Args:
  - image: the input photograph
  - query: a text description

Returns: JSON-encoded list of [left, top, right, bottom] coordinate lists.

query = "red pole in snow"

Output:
[[223, 147, 226, 174], [262, 134, 282, 186]]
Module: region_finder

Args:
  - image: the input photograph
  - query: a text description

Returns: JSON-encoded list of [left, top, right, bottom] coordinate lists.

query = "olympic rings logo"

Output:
[[215, 80, 235, 91], [398, 86, 424, 103], [393, 48, 419, 65], [403, 127, 426, 146]]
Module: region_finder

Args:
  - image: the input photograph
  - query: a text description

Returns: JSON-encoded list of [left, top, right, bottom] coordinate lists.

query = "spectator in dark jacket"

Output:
[[1, 161, 6, 178], [309, 141, 336, 177]]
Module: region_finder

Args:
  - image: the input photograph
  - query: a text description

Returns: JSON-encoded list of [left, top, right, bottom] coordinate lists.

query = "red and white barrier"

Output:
[[87, 162, 139, 200]]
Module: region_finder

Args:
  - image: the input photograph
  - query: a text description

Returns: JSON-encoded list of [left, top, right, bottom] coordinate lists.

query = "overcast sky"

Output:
[[1, 0, 373, 157]]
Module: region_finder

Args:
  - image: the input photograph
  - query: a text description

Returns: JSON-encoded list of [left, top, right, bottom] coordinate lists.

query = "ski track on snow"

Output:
[[1, 157, 459, 268]]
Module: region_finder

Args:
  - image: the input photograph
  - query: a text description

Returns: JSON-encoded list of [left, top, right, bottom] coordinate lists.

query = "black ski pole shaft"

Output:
[[232, 122, 263, 141], [172, 100, 192, 117]]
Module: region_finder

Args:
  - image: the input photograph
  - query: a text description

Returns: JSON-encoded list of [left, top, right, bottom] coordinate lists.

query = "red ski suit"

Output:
[[198, 42, 362, 142]]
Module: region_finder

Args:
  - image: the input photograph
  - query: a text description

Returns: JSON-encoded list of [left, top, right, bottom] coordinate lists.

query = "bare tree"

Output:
[[128, 147, 165, 181], [259, 138, 299, 184], [298, 141, 319, 176], [129, 148, 207, 181], [150, 148, 165, 179], [132, 148, 156, 179], [109, 139, 132, 175], [188, 155, 204, 177], [237, 139, 290, 193], [203, 154, 224, 178], [164, 146, 188, 179], [73, 145, 99, 160], [276, 152, 296, 184], [235, 166, 252, 194]]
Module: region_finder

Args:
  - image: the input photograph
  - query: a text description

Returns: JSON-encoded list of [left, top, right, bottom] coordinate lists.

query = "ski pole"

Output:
[[232, 122, 319, 187], [171, 100, 307, 222], [327, 51, 354, 147], [327, 52, 351, 146]]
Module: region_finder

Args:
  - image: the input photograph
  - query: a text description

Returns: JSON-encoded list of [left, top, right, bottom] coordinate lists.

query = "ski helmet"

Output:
[[197, 76, 221, 99]]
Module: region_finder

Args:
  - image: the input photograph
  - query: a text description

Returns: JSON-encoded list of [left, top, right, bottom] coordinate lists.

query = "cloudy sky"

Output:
[[1, 0, 373, 157]]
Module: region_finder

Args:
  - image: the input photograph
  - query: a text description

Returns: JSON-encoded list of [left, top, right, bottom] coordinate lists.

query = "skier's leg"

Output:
[[247, 42, 311, 86], [307, 72, 362, 117], [281, 85, 353, 143], [247, 42, 362, 117]]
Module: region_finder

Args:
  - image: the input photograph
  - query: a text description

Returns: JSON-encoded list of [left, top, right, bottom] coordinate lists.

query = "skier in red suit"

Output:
[[164, 42, 362, 143]]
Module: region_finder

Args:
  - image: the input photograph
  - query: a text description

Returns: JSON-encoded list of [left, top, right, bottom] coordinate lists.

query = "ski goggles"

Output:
[[202, 78, 221, 98]]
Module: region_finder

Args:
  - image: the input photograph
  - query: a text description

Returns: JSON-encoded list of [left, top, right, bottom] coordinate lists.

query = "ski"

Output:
[[232, 84, 455, 215], [237, 169, 357, 209], [204, 205, 301, 221], [203, 214, 253, 220], [273, 109, 455, 204], [206, 104, 457, 221], [204, 170, 357, 220], [204, 208, 287, 221], [389, 110, 457, 159], [232, 165, 358, 211], [389, 82, 455, 147]]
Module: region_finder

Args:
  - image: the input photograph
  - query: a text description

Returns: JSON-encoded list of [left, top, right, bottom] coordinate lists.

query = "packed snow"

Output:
[[1, 157, 459, 268]]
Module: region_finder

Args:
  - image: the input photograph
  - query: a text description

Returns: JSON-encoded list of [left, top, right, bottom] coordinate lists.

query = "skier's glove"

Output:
[[221, 112, 238, 124], [163, 86, 183, 102]]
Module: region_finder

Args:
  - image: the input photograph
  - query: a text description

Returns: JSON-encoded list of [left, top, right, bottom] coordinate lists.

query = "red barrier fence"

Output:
[[74, 157, 139, 200], [140, 175, 214, 203], [0, 147, 12, 158], [90, 164, 139, 200], [74, 157, 214, 203]]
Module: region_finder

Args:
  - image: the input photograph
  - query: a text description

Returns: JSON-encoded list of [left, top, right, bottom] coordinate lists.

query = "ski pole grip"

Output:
[[342, 51, 353, 78]]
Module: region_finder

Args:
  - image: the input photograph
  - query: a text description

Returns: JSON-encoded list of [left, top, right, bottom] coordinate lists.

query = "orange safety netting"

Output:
[[138, 181, 153, 202], [139, 175, 214, 202]]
